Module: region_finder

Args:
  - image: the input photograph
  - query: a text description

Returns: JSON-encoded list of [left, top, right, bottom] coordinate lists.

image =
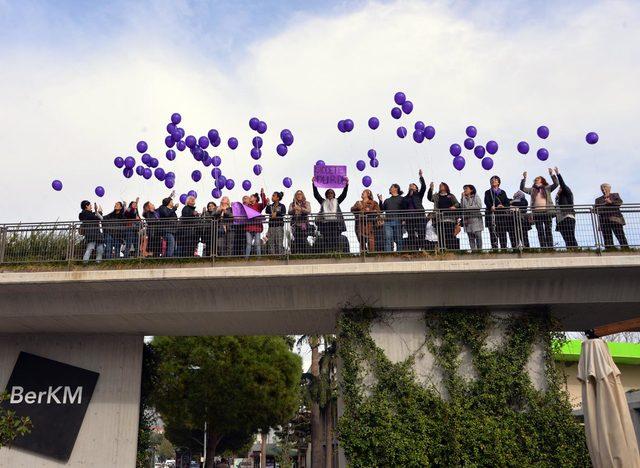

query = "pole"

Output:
[[203, 420, 207, 468]]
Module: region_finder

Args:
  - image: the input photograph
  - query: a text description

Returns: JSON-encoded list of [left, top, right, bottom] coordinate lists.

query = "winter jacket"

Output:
[[266, 203, 286, 228], [460, 194, 483, 233], [520, 175, 559, 211], [78, 210, 103, 243], [427, 189, 460, 222], [484, 188, 510, 228], [245, 193, 268, 233], [403, 177, 427, 211], [555, 174, 575, 224], [595, 193, 625, 226], [103, 210, 124, 239], [158, 205, 179, 235]]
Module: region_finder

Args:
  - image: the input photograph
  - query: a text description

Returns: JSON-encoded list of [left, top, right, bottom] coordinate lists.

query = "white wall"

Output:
[[0, 334, 143, 467]]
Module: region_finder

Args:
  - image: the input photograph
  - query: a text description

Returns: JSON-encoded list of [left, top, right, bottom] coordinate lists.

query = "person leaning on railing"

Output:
[[158, 196, 179, 257], [288, 190, 312, 254], [201, 201, 218, 257], [265, 191, 286, 255], [103, 201, 125, 259], [509, 191, 531, 249], [378, 183, 407, 252], [180, 196, 201, 257], [351, 189, 381, 253], [403, 169, 427, 251], [553, 167, 577, 248], [520, 169, 558, 249], [428, 182, 460, 250], [484, 175, 511, 250], [595, 183, 628, 249], [78, 200, 104, 263], [214, 196, 234, 256], [460, 184, 483, 251], [312, 177, 349, 254], [123, 199, 141, 258]]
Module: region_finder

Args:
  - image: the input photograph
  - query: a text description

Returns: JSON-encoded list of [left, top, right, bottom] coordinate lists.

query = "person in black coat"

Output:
[[143, 201, 162, 257], [158, 197, 179, 257], [553, 167, 578, 248], [103, 201, 125, 259], [595, 183, 628, 249], [509, 191, 530, 248], [404, 169, 427, 250], [78, 200, 104, 262], [180, 196, 201, 256], [483, 175, 511, 249]]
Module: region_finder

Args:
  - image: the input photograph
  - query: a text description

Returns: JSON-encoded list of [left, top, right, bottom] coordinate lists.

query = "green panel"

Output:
[[555, 339, 640, 365]]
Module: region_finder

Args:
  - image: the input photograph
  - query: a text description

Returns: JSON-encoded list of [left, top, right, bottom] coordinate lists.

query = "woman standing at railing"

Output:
[[266, 191, 286, 255], [553, 167, 578, 248], [123, 198, 141, 258], [78, 200, 104, 263], [509, 191, 531, 248], [427, 182, 460, 250], [595, 183, 628, 249], [312, 177, 349, 253], [460, 185, 483, 251], [351, 189, 381, 253], [378, 184, 407, 252], [103, 201, 125, 259], [520, 169, 558, 248], [404, 169, 427, 250], [214, 196, 234, 256], [158, 197, 179, 257], [484, 175, 511, 249], [288, 190, 312, 254], [201, 201, 218, 257], [244, 190, 268, 258]]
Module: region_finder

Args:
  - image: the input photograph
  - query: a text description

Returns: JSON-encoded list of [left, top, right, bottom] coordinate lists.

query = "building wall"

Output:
[[0, 334, 143, 467], [557, 361, 640, 408]]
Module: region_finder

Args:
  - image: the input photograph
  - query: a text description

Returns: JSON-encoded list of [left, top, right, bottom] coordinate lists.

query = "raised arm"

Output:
[[312, 183, 324, 205], [418, 176, 426, 198], [427, 185, 435, 202], [337, 182, 349, 204], [547, 170, 559, 192], [520, 172, 532, 194]]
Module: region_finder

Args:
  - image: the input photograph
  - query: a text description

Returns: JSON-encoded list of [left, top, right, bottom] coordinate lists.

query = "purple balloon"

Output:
[[367, 149, 377, 159], [452, 156, 466, 171], [252, 136, 263, 148], [449, 144, 461, 157], [143, 168, 152, 180], [216, 177, 226, 190], [185, 135, 197, 148], [249, 118, 259, 130], [211, 168, 222, 179], [167, 123, 177, 135], [253, 164, 262, 176], [368, 117, 380, 130], [242, 180, 252, 191], [165, 178, 175, 189], [171, 113, 181, 124], [464, 138, 475, 150], [179, 194, 188, 204], [192, 147, 204, 161], [283, 177, 292, 189], [124, 156, 136, 169], [141, 153, 151, 165], [401, 101, 413, 114], [166, 150, 176, 161], [212, 155, 221, 167], [277, 144, 288, 156], [412, 129, 424, 143], [397, 126, 407, 138], [362, 175, 372, 187], [225, 178, 235, 190], [517, 141, 530, 154], [486, 140, 499, 154], [394, 92, 406, 105], [198, 136, 210, 149], [391, 107, 402, 119], [537, 126, 550, 139], [424, 126, 436, 140], [154, 168, 166, 181], [149, 157, 159, 168], [474, 145, 486, 159], [123, 168, 134, 178], [316, 160, 325, 166], [165, 135, 175, 148], [187, 190, 197, 199], [136, 141, 148, 153], [370, 159, 379, 168], [191, 170, 202, 182], [466, 126, 477, 138], [114, 157, 124, 168], [228, 137, 238, 150], [211, 188, 222, 199], [212, 136, 221, 147], [202, 154, 212, 167], [166, 171, 175, 180], [250, 147, 262, 160], [136, 165, 145, 176], [414, 121, 425, 130], [282, 134, 294, 146], [586, 132, 599, 144], [337, 120, 346, 133], [207, 129, 219, 142], [171, 131, 181, 143], [176, 141, 186, 151], [51, 179, 63, 191], [257, 121, 267, 134], [481, 157, 494, 170], [343, 119, 354, 132], [280, 129, 291, 140], [537, 148, 549, 161], [356, 160, 366, 171]]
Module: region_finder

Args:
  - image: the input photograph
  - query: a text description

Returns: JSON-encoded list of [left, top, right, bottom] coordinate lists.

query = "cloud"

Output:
[[1, 0, 639, 223]]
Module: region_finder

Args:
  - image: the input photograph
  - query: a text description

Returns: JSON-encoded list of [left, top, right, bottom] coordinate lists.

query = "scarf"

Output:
[[322, 198, 338, 220]]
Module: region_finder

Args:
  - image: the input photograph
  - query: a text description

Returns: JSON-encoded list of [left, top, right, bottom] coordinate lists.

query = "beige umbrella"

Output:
[[578, 338, 640, 468]]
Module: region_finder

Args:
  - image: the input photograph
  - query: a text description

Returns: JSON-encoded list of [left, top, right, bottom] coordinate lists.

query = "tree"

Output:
[[0, 392, 32, 449], [137, 343, 159, 468], [152, 336, 301, 468]]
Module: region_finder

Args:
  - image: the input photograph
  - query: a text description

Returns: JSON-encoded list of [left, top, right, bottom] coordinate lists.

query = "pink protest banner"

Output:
[[314, 164, 347, 188]]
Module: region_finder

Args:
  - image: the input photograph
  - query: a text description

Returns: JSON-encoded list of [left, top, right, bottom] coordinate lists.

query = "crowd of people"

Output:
[[77, 167, 631, 262]]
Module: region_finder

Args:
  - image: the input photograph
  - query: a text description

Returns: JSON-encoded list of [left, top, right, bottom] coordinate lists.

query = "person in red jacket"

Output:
[[245, 189, 268, 257]]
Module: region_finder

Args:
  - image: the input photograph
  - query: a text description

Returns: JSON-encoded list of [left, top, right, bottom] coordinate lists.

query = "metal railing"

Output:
[[0, 204, 638, 265]]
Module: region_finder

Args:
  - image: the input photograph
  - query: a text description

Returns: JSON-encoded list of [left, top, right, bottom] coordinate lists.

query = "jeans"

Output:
[[267, 226, 284, 255], [104, 234, 122, 259], [384, 220, 403, 252], [123, 230, 138, 258], [533, 212, 553, 248], [83, 242, 104, 263], [245, 231, 262, 257], [164, 233, 176, 257], [467, 231, 483, 250]]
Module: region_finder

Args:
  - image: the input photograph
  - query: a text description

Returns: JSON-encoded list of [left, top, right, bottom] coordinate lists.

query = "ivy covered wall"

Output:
[[337, 307, 590, 467]]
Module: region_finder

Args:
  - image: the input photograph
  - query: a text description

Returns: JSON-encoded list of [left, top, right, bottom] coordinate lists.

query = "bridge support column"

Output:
[[0, 334, 143, 467]]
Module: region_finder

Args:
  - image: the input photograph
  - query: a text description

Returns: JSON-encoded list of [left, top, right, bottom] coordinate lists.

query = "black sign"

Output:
[[1, 352, 99, 461]]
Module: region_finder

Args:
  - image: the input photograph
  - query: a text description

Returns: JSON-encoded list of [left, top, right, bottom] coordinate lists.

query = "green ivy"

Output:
[[337, 307, 590, 467]]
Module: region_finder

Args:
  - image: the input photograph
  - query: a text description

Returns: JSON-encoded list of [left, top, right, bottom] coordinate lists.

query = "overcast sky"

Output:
[[1, 0, 639, 223]]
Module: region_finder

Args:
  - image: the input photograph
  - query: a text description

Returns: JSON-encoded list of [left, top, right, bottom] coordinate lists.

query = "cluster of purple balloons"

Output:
[[391, 92, 413, 118], [277, 129, 294, 156], [450, 126, 498, 171], [337, 119, 355, 133]]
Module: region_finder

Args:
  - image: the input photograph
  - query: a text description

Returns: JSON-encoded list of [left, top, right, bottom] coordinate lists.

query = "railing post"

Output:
[[435, 209, 443, 255], [67, 223, 76, 269], [211, 218, 216, 266], [0, 226, 7, 265], [514, 209, 523, 255], [590, 207, 602, 254]]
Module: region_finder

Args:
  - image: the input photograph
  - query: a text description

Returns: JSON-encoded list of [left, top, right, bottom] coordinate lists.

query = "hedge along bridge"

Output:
[[1, 207, 640, 466]]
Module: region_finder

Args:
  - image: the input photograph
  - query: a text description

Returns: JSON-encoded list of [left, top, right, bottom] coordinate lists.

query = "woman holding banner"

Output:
[[312, 177, 349, 253]]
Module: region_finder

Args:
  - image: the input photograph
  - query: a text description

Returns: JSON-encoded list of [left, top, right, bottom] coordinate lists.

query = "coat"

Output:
[[103, 210, 124, 239], [520, 174, 558, 212], [427, 189, 460, 222], [403, 177, 426, 211], [78, 210, 103, 243], [483, 188, 510, 228], [158, 205, 178, 235], [245, 193, 268, 233], [595, 193, 625, 226], [555, 173, 575, 224], [265, 203, 286, 228], [460, 194, 483, 233], [313, 184, 348, 233], [288, 200, 311, 230]]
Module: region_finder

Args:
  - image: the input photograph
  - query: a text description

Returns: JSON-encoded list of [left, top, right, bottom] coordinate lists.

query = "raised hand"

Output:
[[522, 171, 527, 179], [429, 182, 434, 190], [548, 168, 553, 176], [344, 177, 349, 184], [554, 166, 559, 174], [419, 169, 423, 177]]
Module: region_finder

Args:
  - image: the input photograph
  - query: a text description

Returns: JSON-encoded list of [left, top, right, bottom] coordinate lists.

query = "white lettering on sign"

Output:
[[9, 386, 83, 404]]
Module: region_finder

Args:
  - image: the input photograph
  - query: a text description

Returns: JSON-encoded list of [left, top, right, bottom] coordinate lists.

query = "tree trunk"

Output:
[[310, 336, 324, 468], [260, 432, 267, 468], [205, 431, 220, 468], [324, 401, 333, 468]]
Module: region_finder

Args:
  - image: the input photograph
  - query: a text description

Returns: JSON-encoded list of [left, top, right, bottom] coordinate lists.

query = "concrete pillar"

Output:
[[0, 334, 143, 467]]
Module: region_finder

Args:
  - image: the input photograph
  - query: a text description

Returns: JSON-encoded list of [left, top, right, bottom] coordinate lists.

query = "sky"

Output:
[[1, 0, 639, 223]]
